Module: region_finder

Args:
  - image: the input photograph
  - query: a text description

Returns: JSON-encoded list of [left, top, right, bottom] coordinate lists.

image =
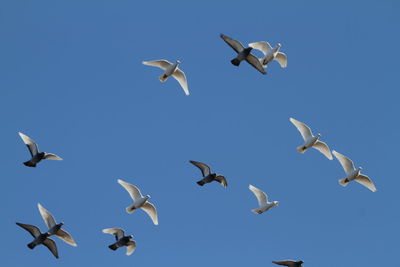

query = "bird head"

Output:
[[176, 60, 181, 65], [317, 133, 321, 137], [273, 201, 279, 206], [277, 43, 282, 48], [129, 235, 134, 239], [145, 195, 151, 199], [299, 260, 304, 264], [359, 167, 363, 170]]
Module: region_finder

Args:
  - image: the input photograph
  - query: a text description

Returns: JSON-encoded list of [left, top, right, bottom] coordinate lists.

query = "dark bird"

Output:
[[272, 260, 304, 267], [19, 132, 62, 167], [189, 160, 227, 187], [16, 222, 59, 259], [220, 34, 267, 74], [102, 228, 136, 256]]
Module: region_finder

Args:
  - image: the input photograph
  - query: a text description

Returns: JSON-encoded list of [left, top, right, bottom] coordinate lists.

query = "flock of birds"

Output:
[[14, 33, 377, 267]]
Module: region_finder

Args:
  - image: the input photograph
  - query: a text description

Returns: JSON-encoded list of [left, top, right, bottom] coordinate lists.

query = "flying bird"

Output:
[[37, 203, 77, 246], [117, 179, 159, 225], [289, 118, 333, 160], [248, 41, 287, 68], [220, 34, 267, 74], [189, 160, 227, 187], [102, 228, 136, 256], [142, 60, 189, 95], [332, 150, 377, 192], [16, 222, 59, 259], [248, 184, 279, 214], [18, 132, 62, 167], [272, 260, 304, 267]]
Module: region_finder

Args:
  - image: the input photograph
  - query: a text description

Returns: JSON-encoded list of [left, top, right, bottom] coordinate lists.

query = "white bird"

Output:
[[289, 118, 333, 160], [142, 60, 189, 95], [249, 184, 279, 214], [332, 150, 377, 192], [102, 228, 136, 256], [117, 179, 159, 225], [248, 41, 287, 68]]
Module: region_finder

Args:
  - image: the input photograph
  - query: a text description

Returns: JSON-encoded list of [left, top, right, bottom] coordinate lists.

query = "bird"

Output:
[[16, 222, 59, 259], [332, 150, 377, 192], [289, 118, 333, 160], [272, 260, 304, 267], [220, 34, 267, 74], [117, 179, 159, 225], [189, 160, 227, 187], [102, 228, 136, 256], [37, 203, 77, 246], [142, 60, 189, 95], [18, 132, 62, 167], [248, 41, 287, 68], [248, 184, 279, 214]]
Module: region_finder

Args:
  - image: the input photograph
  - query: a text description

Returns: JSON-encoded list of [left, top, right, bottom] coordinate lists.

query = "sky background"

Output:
[[1, 0, 399, 266]]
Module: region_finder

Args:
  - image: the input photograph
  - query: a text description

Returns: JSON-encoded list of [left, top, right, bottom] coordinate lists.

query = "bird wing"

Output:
[[172, 68, 189, 95], [220, 34, 244, 53], [249, 184, 268, 206], [141, 202, 158, 225], [272, 260, 294, 266], [215, 175, 228, 187], [245, 54, 267, 74], [142, 60, 172, 71], [312, 141, 333, 160], [16, 222, 41, 238], [37, 203, 56, 228], [274, 52, 287, 68], [355, 174, 377, 192], [332, 150, 356, 175], [189, 160, 211, 177], [19, 132, 39, 157], [126, 241, 136, 255], [248, 41, 272, 56], [44, 153, 63, 160], [102, 228, 125, 240], [117, 179, 143, 201], [289, 118, 313, 141], [43, 238, 59, 259], [56, 229, 77, 247]]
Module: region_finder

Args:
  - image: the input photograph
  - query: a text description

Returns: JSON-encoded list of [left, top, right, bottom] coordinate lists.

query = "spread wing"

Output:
[[56, 229, 77, 246], [274, 52, 287, 68], [16, 222, 41, 238], [332, 150, 356, 175], [142, 60, 172, 71], [44, 153, 63, 160], [38, 203, 56, 229], [249, 184, 268, 207], [215, 175, 228, 187], [43, 238, 59, 259], [102, 228, 125, 240], [248, 41, 272, 56], [355, 174, 377, 192], [220, 34, 244, 53], [313, 141, 333, 160], [19, 132, 39, 157], [117, 179, 143, 201], [126, 241, 136, 255], [172, 68, 189, 95], [289, 118, 313, 141], [245, 54, 267, 74], [141, 202, 158, 225], [189, 160, 211, 177]]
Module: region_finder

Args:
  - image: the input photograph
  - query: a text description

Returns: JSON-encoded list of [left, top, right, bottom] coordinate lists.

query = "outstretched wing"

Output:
[[38, 203, 56, 229], [126, 241, 136, 255], [44, 153, 63, 160], [16, 222, 41, 238], [332, 150, 356, 175], [19, 132, 39, 157], [248, 41, 272, 56], [141, 202, 158, 225], [43, 238, 59, 259], [289, 118, 313, 141], [220, 34, 244, 53], [249, 184, 268, 207], [142, 60, 172, 71], [117, 179, 143, 201], [274, 52, 287, 68], [56, 229, 77, 247], [102, 228, 125, 240], [245, 54, 267, 74], [313, 141, 333, 160], [355, 174, 377, 192], [215, 175, 228, 188], [189, 160, 211, 177], [172, 68, 189, 95]]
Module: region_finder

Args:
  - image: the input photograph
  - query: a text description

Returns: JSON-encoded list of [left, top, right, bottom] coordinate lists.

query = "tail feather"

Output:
[[251, 209, 262, 214], [126, 205, 136, 214], [339, 178, 349, 187], [23, 161, 36, 167], [296, 145, 307, 154], [159, 74, 168, 82], [231, 58, 241, 66], [108, 244, 118, 251], [196, 180, 205, 186], [27, 242, 36, 249]]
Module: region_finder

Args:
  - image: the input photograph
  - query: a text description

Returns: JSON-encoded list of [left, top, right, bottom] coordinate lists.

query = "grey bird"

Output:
[[102, 228, 136, 256], [189, 160, 227, 187], [19, 132, 62, 167], [220, 34, 267, 74], [16, 222, 59, 259], [272, 260, 304, 267], [38, 203, 77, 246]]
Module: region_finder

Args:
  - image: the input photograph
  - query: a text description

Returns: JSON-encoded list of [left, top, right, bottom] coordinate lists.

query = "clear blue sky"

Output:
[[1, 0, 399, 266]]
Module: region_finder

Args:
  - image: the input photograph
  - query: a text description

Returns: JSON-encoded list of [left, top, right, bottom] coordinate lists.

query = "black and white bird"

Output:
[[117, 179, 159, 225], [248, 41, 287, 68], [189, 160, 227, 187], [272, 260, 304, 267], [37, 203, 77, 246], [16, 222, 59, 259], [102, 228, 136, 256], [248, 184, 279, 214], [289, 118, 333, 160], [332, 150, 377, 192], [220, 34, 267, 75], [18, 132, 62, 167]]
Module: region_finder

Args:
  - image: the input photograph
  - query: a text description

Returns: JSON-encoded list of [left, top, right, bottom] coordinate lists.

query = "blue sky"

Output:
[[1, 0, 399, 266]]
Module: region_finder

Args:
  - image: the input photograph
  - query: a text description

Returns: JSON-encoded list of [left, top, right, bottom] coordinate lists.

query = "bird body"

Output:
[[272, 260, 304, 267], [103, 228, 136, 255]]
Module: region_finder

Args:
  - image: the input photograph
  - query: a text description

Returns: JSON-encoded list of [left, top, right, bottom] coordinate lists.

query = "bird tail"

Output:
[[108, 244, 118, 251], [126, 204, 136, 214], [251, 209, 262, 214], [196, 180, 205, 186], [296, 145, 307, 154], [23, 161, 36, 167], [231, 58, 241, 66], [159, 74, 168, 82], [27, 242, 36, 249], [339, 178, 349, 187]]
